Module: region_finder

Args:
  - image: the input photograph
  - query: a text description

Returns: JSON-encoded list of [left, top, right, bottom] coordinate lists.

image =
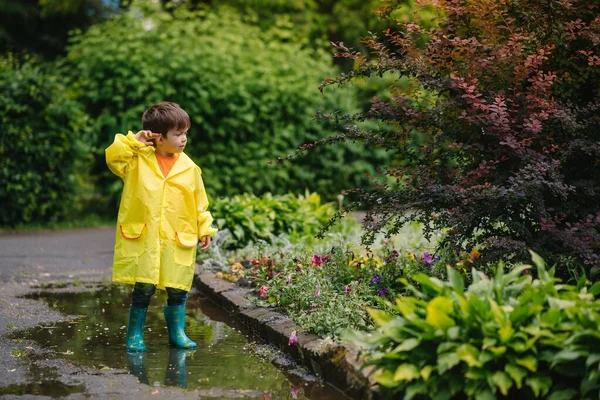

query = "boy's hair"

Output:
[[142, 102, 190, 137]]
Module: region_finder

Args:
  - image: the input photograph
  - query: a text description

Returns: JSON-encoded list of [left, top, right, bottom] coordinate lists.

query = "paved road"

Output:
[[0, 227, 201, 399], [0, 227, 115, 281]]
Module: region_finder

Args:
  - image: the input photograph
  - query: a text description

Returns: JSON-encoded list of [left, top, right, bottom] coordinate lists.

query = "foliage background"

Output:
[[0, 0, 395, 226], [0, 55, 93, 226]]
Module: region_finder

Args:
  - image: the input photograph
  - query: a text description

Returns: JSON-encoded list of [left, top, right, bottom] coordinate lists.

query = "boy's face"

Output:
[[156, 128, 188, 154]]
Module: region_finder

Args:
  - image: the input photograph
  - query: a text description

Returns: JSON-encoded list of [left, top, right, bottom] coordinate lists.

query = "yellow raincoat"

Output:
[[105, 132, 218, 291]]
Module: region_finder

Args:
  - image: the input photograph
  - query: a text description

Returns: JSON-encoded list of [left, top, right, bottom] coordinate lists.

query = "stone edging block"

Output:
[[194, 266, 379, 400]]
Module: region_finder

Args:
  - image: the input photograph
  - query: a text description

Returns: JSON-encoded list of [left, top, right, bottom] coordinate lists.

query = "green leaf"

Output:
[[446, 266, 464, 294], [438, 352, 460, 374], [499, 324, 516, 343], [589, 282, 600, 296], [585, 353, 600, 368], [490, 371, 512, 396], [525, 376, 552, 397], [373, 369, 400, 388], [393, 363, 420, 382], [529, 250, 546, 270], [546, 389, 578, 400], [367, 307, 395, 327], [516, 355, 538, 372], [426, 296, 455, 330], [487, 346, 507, 356], [551, 350, 585, 368], [456, 344, 482, 367], [413, 274, 445, 295], [405, 382, 427, 400], [394, 338, 421, 352], [547, 297, 576, 310], [474, 389, 496, 400], [505, 364, 528, 388], [420, 365, 434, 380]]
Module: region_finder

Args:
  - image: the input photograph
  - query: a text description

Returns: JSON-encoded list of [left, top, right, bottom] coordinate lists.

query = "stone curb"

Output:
[[193, 267, 379, 400]]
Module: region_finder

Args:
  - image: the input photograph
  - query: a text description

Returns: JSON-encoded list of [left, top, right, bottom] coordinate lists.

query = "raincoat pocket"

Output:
[[174, 232, 198, 265], [119, 223, 146, 257]]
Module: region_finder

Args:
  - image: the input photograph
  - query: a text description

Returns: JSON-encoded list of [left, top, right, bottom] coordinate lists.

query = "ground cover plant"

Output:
[[345, 252, 600, 399]]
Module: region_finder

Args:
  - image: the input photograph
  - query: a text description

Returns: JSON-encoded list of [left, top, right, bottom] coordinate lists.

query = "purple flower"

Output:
[[345, 284, 351, 295], [314, 286, 321, 298], [370, 274, 382, 285], [392, 250, 399, 258], [376, 287, 389, 297], [433, 255, 440, 263], [423, 252, 433, 264], [288, 330, 298, 346]]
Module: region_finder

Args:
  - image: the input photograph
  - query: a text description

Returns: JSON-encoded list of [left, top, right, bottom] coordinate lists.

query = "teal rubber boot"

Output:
[[126, 352, 149, 384], [163, 304, 197, 349], [164, 348, 194, 388], [126, 306, 147, 352]]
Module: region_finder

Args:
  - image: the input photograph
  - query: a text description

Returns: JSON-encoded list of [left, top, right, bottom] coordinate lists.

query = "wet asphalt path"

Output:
[[0, 227, 205, 399]]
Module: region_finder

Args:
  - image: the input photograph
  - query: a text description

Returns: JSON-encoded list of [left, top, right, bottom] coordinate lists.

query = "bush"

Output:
[[306, 0, 600, 272], [210, 191, 353, 249], [0, 55, 92, 226], [64, 5, 391, 213], [346, 252, 600, 399]]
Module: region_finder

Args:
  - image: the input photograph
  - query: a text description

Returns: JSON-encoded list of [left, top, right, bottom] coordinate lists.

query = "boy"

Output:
[[105, 101, 217, 352]]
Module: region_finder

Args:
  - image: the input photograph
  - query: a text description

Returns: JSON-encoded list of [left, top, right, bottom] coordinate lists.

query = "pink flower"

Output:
[[311, 254, 322, 266], [345, 284, 351, 295], [314, 286, 321, 298], [311, 254, 328, 266], [289, 385, 300, 398], [258, 285, 269, 298], [288, 330, 298, 346]]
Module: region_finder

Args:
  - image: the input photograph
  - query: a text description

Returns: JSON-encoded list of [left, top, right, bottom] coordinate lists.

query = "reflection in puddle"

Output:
[[21, 285, 349, 399]]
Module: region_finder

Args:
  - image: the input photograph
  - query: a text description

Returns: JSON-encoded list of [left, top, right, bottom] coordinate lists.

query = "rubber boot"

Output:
[[163, 303, 197, 349], [126, 306, 147, 352], [164, 348, 194, 388], [126, 352, 149, 384]]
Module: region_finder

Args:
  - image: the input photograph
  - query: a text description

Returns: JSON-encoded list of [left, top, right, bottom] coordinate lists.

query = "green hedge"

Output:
[[64, 6, 390, 213], [0, 55, 92, 226]]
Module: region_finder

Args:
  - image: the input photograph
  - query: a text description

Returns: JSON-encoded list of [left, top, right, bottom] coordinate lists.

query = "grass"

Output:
[[0, 215, 115, 234]]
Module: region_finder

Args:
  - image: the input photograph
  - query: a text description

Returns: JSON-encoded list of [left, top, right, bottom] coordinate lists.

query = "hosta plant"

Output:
[[346, 252, 600, 399]]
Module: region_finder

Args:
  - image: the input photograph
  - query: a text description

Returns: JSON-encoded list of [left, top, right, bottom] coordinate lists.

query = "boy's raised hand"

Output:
[[134, 130, 161, 146]]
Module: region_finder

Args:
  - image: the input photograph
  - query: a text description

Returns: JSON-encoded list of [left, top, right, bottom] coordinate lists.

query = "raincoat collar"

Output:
[[164, 152, 195, 178], [139, 147, 195, 179]]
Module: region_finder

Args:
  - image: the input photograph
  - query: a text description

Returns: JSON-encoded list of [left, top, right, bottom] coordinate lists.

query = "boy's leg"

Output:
[[163, 287, 197, 349], [126, 283, 156, 352]]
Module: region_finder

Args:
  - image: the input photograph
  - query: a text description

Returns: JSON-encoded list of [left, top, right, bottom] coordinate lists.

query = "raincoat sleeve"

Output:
[[195, 166, 218, 238], [105, 132, 146, 179]]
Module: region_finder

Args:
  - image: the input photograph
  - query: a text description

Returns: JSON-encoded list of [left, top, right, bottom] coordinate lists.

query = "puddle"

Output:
[[17, 285, 349, 399]]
